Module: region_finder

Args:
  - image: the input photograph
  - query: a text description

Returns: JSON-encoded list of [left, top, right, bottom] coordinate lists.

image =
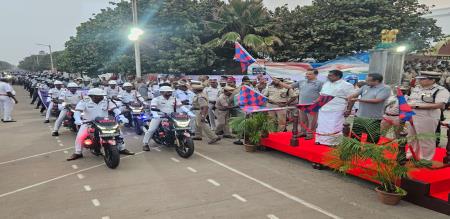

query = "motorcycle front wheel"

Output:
[[134, 118, 143, 135], [175, 137, 194, 158], [103, 145, 120, 169]]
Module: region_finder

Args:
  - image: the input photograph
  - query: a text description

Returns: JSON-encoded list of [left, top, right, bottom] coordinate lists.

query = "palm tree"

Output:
[[205, 0, 282, 56]]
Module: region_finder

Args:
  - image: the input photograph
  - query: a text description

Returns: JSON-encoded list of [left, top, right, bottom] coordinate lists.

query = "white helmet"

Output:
[[87, 88, 106, 96], [108, 80, 117, 85], [123, 82, 133, 87], [54, 80, 63, 85], [67, 82, 79, 88], [159, 86, 174, 92]]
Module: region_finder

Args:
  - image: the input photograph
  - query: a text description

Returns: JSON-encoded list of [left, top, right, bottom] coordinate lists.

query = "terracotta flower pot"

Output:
[[375, 187, 406, 205], [244, 143, 257, 152]]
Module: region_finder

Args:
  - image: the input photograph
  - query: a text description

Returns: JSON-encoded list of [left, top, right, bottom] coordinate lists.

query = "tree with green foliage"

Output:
[[273, 0, 443, 61], [206, 0, 281, 56], [0, 61, 13, 71]]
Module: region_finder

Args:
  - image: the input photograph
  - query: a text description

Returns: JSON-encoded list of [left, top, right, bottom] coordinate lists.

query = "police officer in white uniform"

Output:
[[45, 81, 67, 123], [52, 83, 84, 136], [142, 86, 183, 151], [0, 77, 18, 122], [204, 78, 220, 130], [104, 80, 122, 99], [118, 82, 145, 104], [67, 88, 135, 161]]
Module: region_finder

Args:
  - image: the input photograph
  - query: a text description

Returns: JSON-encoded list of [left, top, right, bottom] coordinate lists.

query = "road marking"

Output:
[[187, 167, 197, 173], [267, 214, 279, 219], [59, 143, 64, 147], [101, 217, 110, 219], [55, 137, 59, 139], [84, 185, 92, 191], [207, 179, 220, 186], [0, 152, 145, 198], [154, 148, 161, 152], [0, 147, 73, 165], [57, 139, 61, 143], [171, 157, 180, 163], [71, 165, 78, 170], [232, 194, 247, 202], [133, 136, 139, 139], [91, 199, 100, 207], [64, 151, 68, 154], [195, 152, 342, 219]]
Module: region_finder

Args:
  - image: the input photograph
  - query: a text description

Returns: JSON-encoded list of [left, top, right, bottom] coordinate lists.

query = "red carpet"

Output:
[[261, 132, 450, 202]]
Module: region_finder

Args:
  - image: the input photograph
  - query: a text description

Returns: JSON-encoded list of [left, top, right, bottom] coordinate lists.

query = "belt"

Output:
[[191, 108, 200, 111], [209, 101, 216, 104], [385, 113, 399, 117]]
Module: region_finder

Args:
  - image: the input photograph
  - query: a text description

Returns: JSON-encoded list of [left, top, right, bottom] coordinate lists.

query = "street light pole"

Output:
[[36, 43, 54, 72], [131, 0, 142, 78]]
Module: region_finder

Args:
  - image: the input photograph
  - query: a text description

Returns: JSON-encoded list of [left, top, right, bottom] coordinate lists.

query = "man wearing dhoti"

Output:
[[407, 72, 450, 161], [316, 70, 354, 146]]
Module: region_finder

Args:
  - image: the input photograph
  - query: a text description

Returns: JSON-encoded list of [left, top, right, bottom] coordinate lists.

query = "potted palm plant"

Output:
[[327, 119, 432, 205], [230, 112, 277, 152]]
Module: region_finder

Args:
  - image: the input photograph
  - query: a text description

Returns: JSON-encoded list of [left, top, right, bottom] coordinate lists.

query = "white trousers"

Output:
[[53, 109, 68, 132], [316, 110, 345, 146], [45, 102, 55, 120], [143, 118, 161, 145], [0, 96, 13, 121], [75, 124, 125, 154]]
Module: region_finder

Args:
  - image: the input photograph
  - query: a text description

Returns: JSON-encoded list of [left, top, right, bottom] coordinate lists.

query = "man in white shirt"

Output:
[[104, 80, 122, 99], [203, 78, 220, 130], [142, 86, 183, 151], [0, 77, 18, 122], [45, 81, 67, 123], [316, 70, 354, 146], [67, 88, 134, 161], [52, 83, 84, 136], [118, 82, 145, 104]]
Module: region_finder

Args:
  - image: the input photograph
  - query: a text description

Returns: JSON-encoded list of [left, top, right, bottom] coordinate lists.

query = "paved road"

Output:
[[0, 87, 448, 219]]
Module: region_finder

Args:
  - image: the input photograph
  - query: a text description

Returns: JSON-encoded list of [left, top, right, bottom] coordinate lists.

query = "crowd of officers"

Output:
[[2, 67, 450, 162]]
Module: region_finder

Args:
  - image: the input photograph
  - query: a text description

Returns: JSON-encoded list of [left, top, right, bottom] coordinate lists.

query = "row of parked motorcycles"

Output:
[[50, 99, 194, 169]]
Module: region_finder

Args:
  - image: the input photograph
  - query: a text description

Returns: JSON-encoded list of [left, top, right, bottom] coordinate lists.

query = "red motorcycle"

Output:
[[81, 116, 122, 169]]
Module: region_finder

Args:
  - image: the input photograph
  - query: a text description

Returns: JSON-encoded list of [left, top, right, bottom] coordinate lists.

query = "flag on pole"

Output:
[[234, 42, 256, 73], [397, 87, 415, 122], [238, 85, 268, 113], [297, 95, 335, 115]]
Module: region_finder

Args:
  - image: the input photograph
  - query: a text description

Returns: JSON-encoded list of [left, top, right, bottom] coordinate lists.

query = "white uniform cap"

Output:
[[159, 86, 174, 92], [108, 80, 117, 85], [67, 82, 79, 88], [123, 82, 133, 87], [54, 80, 63, 85], [87, 88, 106, 96]]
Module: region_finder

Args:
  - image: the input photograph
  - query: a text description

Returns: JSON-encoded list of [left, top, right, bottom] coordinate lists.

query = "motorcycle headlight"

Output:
[[174, 120, 190, 128]]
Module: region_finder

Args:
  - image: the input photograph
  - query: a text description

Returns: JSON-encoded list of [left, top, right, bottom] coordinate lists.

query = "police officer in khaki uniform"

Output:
[[264, 78, 295, 132], [215, 86, 235, 138], [191, 84, 221, 144], [407, 72, 450, 161]]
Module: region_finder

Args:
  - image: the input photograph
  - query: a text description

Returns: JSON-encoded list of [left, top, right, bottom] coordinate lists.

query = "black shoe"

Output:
[[119, 149, 135, 155], [208, 137, 221, 144], [44, 120, 50, 123], [193, 137, 203, 141], [3, 120, 16, 123], [143, 145, 150, 151], [223, 135, 234, 139], [233, 140, 244, 145], [67, 153, 83, 161], [52, 131, 59, 136]]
